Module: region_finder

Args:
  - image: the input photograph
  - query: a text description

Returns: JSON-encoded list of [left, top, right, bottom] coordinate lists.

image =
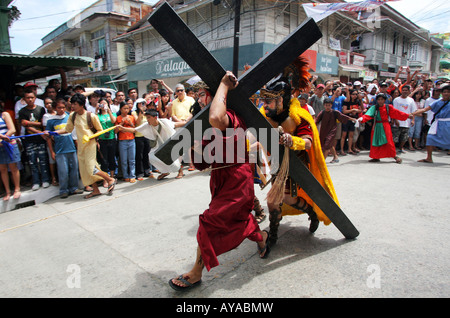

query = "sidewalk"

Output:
[[0, 149, 449, 298], [0, 183, 60, 214]]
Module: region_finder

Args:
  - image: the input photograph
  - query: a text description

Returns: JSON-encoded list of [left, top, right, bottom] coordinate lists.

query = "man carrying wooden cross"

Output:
[[169, 72, 271, 291]]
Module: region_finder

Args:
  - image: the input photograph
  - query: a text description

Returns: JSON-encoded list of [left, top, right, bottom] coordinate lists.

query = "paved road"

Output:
[[1, 149, 449, 298]]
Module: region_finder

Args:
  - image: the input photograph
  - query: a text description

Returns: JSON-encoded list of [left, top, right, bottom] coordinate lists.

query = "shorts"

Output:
[[392, 126, 409, 143], [342, 121, 356, 132], [0, 142, 21, 165]]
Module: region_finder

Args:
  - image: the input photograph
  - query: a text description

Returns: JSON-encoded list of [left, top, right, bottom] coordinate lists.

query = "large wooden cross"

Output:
[[149, 2, 359, 239]]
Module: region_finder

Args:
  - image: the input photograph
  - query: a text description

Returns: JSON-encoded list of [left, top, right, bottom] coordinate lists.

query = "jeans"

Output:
[[25, 142, 50, 185], [55, 152, 79, 195], [408, 116, 423, 139], [118, 139, 136, 179]]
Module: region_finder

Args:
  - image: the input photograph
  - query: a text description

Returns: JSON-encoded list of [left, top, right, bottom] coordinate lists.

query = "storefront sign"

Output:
[[155, 58, 193, 77], [316, 53, 339, 75], [359, 70, 378, 81], [353, 54, 365, 67], [379, 71, 407, 79]]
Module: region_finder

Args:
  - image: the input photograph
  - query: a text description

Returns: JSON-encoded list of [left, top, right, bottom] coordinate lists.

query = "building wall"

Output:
[[31, 0, 151, 87]]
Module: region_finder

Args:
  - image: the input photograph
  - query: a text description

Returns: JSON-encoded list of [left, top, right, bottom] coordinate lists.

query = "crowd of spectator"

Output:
[[0, 66, 448, 201]]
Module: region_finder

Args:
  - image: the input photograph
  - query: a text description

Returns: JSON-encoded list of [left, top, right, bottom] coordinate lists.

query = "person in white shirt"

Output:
[[118, 109, 184, 180], [392, 85, 416, 152], [423, 87, 442, 134], [85, 91, 101, 114]]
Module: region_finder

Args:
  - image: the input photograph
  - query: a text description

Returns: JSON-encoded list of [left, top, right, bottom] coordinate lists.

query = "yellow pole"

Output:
[[82, 126, 117, 144]]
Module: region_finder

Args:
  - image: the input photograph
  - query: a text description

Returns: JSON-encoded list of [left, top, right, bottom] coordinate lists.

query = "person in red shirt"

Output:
[[358, 93, 413, 163], [168, 72, 270, 291]]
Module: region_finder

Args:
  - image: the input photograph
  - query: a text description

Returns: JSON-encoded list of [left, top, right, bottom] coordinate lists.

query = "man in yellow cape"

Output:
[[258, 57, 339, 245]]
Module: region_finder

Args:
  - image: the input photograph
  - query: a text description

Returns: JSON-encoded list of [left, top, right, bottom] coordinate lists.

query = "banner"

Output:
[[302, 0, 398, 22]]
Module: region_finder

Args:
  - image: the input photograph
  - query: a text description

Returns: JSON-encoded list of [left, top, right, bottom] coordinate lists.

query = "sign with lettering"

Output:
[[316, 53, 339, 75], [353, 54, 365, 67], [155, 58, 193, 77]]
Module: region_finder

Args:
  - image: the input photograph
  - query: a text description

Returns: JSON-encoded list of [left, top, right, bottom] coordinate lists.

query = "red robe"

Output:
[[361, 104, 409, 159], [192, 109, 262, 271]]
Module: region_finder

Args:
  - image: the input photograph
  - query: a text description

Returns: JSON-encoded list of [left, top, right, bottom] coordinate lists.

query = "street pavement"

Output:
[[0, 148, 449, 298]]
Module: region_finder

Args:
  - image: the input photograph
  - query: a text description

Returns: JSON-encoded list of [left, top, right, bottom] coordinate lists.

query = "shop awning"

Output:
[[105, 71, 127, 84], [0, 53, 94, 83]]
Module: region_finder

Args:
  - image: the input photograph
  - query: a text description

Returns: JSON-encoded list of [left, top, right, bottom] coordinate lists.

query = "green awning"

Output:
[[0, 53, 94, 83]]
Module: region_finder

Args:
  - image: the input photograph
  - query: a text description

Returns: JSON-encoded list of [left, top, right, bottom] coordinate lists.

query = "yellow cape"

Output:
[[259, 99, 339, 225]]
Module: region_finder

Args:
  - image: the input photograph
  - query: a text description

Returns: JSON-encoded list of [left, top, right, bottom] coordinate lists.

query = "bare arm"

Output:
[[159, 80, 173, 96], [209, 71, 238, 131]]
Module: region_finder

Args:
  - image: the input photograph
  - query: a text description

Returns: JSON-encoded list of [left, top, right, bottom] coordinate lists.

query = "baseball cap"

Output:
[[353, 81, 362, 86], [24, 82, 38, 88], [316, 84, 325, 89], [298, 93, 309, 100], [380, 82, 388, 87]]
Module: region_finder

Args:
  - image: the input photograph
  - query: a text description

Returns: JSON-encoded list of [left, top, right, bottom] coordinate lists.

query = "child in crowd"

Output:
[[315, 98, 356, 163]]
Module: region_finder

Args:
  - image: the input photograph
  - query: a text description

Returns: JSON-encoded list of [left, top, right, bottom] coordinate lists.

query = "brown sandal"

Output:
[[157, 173, 169, 180], [84, 192, 102, 199]]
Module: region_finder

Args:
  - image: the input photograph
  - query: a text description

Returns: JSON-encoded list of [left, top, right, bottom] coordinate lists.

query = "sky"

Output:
[[7, 0, 450, 55]]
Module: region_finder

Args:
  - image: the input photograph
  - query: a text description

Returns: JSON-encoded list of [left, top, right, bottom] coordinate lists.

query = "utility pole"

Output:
[[0, 0, 13, 53], [232, 0, 241, 75]]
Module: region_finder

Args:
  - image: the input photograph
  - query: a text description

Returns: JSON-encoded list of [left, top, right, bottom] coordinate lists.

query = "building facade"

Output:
[[30, 0, 445, 93], [351, 4, 445, 82], [31, 0, 152, 90], [113, 0, 374, 94]]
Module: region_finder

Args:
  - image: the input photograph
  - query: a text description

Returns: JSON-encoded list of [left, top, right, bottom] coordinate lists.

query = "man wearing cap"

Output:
[[369, 82, 392, 106], [308, 84, 326, 115], [353, 81, 362, 92]]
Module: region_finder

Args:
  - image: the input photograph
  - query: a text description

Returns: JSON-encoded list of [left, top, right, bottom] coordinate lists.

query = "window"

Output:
[[392, 32, 398, 55], [284, 12, 290, 28], [127, 42, 135, 62], [409, 42, 419, 61]]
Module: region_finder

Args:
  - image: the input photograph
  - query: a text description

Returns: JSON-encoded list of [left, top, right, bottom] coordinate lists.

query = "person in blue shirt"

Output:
[[46, 98, 83, 198], [331, 85, 348, 112], [331, 85, 349, 155]]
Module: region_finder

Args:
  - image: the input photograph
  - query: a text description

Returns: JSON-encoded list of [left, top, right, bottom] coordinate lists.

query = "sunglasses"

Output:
[[176, 89, 184, 92]]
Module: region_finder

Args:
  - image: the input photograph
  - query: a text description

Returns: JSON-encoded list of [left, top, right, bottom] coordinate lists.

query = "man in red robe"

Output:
[[359, 93, 414, 163], [169, 72, 270, 291]]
